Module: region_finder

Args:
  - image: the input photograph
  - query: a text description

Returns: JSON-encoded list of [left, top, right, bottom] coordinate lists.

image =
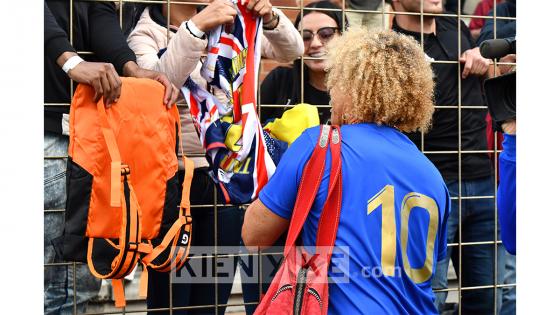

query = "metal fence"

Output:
[[44, 0, 516, 314]]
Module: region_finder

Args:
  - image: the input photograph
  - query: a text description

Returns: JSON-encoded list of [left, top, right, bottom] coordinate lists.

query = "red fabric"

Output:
[[254, 126, 342, 315], [469, 0, 503, 30], [485, 113, 503, 181]]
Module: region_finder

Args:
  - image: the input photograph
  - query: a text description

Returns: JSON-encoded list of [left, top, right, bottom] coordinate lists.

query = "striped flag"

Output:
[[181, 0, 276, 205]]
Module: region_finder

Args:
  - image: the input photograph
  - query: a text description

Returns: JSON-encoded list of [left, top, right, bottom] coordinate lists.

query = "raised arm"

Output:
[[127, 19, 207, 89], [261, 8, 305, 62], [245, 0, 304, 62], [127, 1, 239, 88]]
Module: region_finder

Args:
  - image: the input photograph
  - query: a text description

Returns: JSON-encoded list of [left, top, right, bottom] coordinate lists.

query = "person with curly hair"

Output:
[[242, 28, 451, 314]]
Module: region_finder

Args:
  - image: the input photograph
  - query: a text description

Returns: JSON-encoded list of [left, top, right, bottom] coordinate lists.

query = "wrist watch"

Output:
[[263, 10, 280, 30]]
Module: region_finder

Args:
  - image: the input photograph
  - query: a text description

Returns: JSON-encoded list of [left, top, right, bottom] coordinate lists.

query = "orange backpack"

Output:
[[62, 77, 194, 307]]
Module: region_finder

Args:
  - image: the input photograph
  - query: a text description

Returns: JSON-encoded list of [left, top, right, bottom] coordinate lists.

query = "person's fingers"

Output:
[[108, 64, 122, 102], [225, 14, 235, 24], [91, 77, 103, 103], [476, 60, 487, 75], [100, 72, 113, 108], [106, 67, 121, 104], [258, 5, 270, 17], [474, 58, 487, 75], [225, 4, 237, 16], [157, 75, 173, 107], [246, 0, 257, 10], [252, 0, 265, 13], [168, 85, 180, 109], [462, 55, 473, 79]]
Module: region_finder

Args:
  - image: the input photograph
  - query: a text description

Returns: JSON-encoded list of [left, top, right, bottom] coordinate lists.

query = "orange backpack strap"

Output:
[[112, 279, 126, 308], [85, 102, 144, 308], [96, 102, 123, 208], [140, 106, 194, 272]]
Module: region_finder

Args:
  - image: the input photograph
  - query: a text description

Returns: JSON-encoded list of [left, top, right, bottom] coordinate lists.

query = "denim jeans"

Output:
[[431, 176, 505, 314], [44, 132, 101, 315], [501, 252, 516, 315]]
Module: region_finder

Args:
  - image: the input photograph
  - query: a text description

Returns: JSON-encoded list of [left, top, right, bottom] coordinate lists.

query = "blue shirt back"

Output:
[[259, 124, 450, 314]]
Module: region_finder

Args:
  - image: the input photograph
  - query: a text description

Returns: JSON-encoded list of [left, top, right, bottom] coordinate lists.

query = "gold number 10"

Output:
[[367, 185, 439, 283]]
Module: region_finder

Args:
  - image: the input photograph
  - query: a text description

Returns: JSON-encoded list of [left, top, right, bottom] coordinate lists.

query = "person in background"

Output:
[[260, 0, 347, 124], [243, 28, 450, 315], [444, 0, 467, 14], [391, 0, 505, 313], [468, 0, 502, 40], [126, 0, 303, 313], [344, 0, 392, 30], [478, 3, 516, 312], [498, 119, 515, 255], [477, 0, 515, 45], [44, 1, 177, 314]]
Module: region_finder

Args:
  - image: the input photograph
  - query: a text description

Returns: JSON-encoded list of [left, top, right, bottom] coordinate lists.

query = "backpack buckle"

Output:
[[128, 241, 152, 254], [121, 164, 130, 175]]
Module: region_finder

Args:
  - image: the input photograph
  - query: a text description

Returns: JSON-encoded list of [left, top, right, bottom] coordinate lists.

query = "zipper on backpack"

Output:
[[307, 287, 323, 309], [271, 284, 293, 302], [293, 267, 308, 315]]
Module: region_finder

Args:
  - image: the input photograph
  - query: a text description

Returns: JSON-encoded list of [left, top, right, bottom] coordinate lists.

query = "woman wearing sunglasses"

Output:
[[260, 0, 348, 124], [126, 0, 303, 314]]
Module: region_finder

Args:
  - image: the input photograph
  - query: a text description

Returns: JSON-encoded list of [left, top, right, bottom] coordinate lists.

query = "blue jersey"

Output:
[[259, 124, 450, 314], [498, 134, 516, 255]]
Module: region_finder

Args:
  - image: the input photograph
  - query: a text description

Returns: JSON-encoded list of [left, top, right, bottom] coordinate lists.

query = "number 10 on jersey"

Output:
[[367, 185, 439, 284]]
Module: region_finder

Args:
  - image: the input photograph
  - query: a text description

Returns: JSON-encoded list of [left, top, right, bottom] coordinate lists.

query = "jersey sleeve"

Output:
[[497, 134, 516, 255], [437, 184, 451, 261], [258, 127, 319, 219]]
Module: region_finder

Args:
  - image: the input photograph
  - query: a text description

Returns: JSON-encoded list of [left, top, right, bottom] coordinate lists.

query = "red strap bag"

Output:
[[254, 124, 343, 315]]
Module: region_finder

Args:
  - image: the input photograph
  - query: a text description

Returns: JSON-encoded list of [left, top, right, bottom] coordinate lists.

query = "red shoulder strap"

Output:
[[315, 126, 342, 262], [283, 125, 332, 256]]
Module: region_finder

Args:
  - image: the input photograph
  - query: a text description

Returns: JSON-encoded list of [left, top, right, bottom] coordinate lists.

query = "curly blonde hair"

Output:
[[326, 28, 435, 133]]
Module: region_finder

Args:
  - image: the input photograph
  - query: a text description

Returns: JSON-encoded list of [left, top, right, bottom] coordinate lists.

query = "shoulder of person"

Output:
[[134, 6, 167, 33], [263, 66, 296, 86], [435, 14, 461, 30], [127, 7, 169, 44]]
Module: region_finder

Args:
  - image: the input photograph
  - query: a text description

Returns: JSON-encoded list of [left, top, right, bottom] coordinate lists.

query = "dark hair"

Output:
[[294, 1, 349, 31]]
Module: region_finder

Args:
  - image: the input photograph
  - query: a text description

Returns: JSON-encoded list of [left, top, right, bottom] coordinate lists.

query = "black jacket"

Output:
[[259, 60, 331, 124], [477, 0, 516, 45], [44, 0, 136, 133], [393, 16, 493, 181]]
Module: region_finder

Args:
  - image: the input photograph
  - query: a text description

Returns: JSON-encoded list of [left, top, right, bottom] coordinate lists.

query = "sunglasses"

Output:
[[301, 27, 339, 45]]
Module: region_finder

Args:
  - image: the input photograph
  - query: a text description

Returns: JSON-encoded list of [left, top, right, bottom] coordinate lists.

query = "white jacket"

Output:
[[128, 7, 304, 168]]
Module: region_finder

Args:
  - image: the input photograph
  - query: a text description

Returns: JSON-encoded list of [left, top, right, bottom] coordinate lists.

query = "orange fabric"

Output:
[[181, 157, 195, 209], [96, 101, 123, 207], [112, 279, 126, 308], [86, 183, 140, 280], [141, 216, 187, 264], [113, 177, 141, 279], [139, 265, 149, 298], [69, 78, 179, 239], [71, 78, 195, 306]]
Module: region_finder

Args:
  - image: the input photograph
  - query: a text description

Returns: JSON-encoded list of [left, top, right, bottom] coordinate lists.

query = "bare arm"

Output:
[[242, 198, 289, 252]]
